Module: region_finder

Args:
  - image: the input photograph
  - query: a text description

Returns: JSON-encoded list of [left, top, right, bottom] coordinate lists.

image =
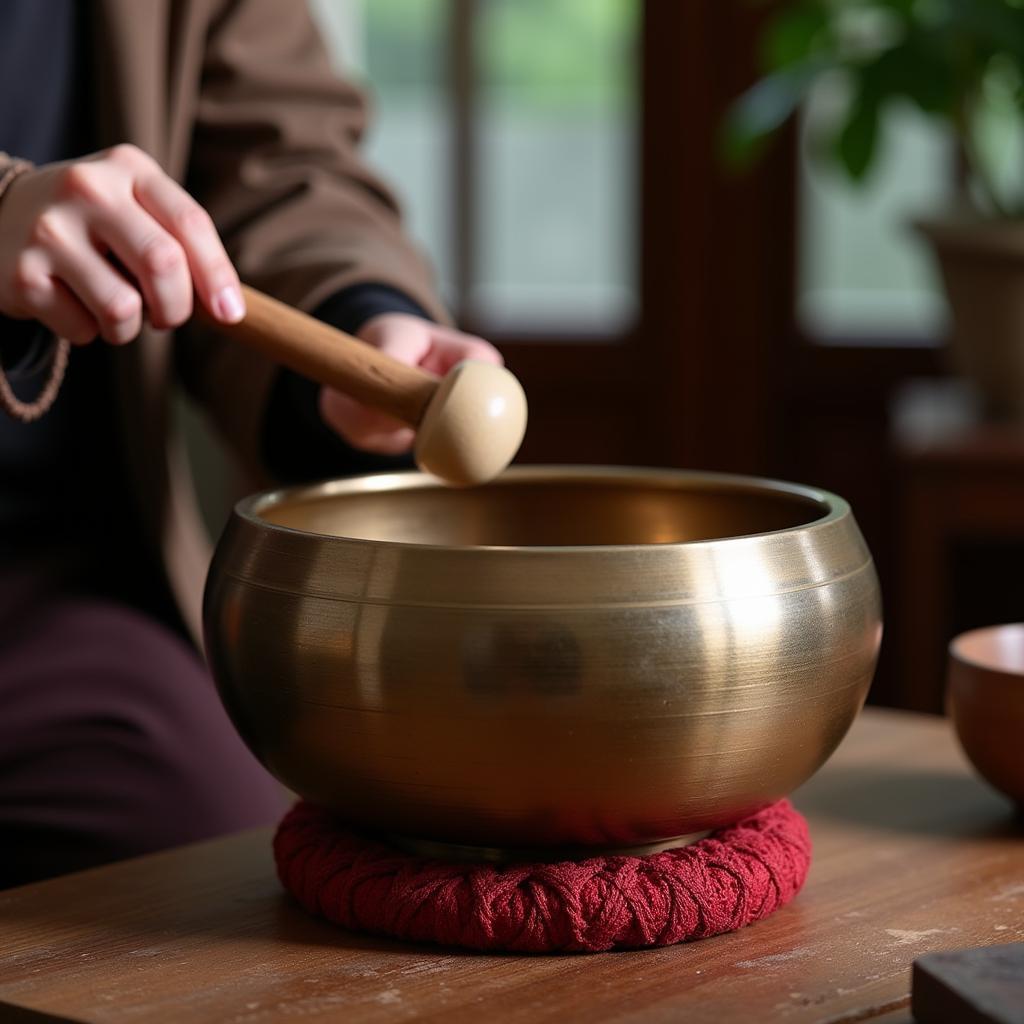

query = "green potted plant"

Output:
[[726, 0, 1024, 417]]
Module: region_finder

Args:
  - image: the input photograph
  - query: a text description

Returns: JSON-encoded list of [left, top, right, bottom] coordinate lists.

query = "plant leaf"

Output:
[[879, 0, 916, 18], [721, 61, 823, 168], [836, 88, 880, 179], [871, 35, 958, 113], [762, 3, 830, 70], [943, 0, 1024, 64]]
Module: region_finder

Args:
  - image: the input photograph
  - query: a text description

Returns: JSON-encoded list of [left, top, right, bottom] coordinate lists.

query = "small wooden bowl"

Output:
[[948, 624, 1024, 809]]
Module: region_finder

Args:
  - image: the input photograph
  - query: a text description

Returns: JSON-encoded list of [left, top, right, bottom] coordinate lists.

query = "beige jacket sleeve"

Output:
[[176, 0, 450, 474]]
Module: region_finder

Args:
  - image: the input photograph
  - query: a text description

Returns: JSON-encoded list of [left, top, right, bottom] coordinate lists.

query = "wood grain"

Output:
[[226, 286, 438, 427], [0, 708, 1021, 1024]]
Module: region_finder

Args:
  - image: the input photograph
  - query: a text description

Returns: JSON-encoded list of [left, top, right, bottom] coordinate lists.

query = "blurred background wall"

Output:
[[185, 0, 1024, 715]]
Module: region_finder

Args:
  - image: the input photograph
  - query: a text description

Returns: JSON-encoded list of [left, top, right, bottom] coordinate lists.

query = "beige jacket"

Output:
[[0, 0, 448, 640]]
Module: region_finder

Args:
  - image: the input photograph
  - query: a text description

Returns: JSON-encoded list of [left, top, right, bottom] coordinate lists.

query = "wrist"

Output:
[[0, 153, 33, 212], [312, 283, 433, 337]]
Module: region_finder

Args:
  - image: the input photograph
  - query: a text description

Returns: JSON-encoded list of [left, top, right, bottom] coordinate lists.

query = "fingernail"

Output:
[[213, 286, 245, 323]]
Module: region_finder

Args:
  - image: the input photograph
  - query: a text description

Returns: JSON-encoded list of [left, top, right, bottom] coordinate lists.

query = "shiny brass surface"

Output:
[[948, 624, 1024, 808], [204, 466, 882, 856]]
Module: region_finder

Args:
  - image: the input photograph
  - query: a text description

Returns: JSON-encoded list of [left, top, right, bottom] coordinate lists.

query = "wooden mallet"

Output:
[[219, 286, 527, 487]]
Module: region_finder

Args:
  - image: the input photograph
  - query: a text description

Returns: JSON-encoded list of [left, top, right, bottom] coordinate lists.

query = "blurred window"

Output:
[[311, 0, 455, 295], [309, 0, 638, 337], [474, 0, 637, 333], [798, 80, 954, 346]]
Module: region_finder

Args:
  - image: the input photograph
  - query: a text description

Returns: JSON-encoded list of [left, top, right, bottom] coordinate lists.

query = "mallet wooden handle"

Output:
[[226, 285, 438, 426]]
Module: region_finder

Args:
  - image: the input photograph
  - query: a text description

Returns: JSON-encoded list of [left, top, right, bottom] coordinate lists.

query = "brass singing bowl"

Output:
[[204, 466, 882, 858]]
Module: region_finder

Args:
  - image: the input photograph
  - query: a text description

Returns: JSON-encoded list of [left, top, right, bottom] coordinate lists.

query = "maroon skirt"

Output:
[[0, 565, 287, 888]]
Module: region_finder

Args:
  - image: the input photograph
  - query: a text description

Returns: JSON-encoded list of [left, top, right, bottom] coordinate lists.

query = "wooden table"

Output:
[[1, 708, 1021, 1024]]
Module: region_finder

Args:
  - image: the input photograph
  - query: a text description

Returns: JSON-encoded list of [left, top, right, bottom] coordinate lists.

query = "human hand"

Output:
[[318, 313, 503, 455], [0, 144, 244, 345]]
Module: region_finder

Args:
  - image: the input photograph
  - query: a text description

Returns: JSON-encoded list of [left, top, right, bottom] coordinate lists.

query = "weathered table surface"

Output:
[[1, 707, 1021, 1024]]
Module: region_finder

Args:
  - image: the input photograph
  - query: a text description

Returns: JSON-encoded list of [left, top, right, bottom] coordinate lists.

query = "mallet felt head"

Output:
[[414, 361, 528, 487]]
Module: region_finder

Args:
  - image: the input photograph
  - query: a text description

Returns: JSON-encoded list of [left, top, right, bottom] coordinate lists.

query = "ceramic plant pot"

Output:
[[918, 216, 1024, 419]]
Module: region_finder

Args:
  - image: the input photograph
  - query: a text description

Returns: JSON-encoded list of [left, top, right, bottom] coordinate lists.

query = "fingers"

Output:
[[12, 257, 98, 345], [420, 327, 504, 377], [433, 324, 505, 362], [133, 170, 245, 323], [324, 316, 505, 455], [357, 315, 503, 374], [358, 316, 432, 366], [92, 204, 192, 330], [319, 388, 415, 455], [48, 234, 143, 344], [0, 146, 245, 348]]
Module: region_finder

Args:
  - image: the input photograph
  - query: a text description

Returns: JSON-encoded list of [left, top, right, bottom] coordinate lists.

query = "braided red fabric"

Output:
[[274, 800, 811, 953]]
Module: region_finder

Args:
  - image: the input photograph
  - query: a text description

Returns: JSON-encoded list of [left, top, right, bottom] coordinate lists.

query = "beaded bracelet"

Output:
[[0, 154, 71, 423]]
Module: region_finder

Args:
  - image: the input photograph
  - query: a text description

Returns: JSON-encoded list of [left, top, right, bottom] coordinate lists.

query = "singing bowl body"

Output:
[[204, 466, 882, 855]]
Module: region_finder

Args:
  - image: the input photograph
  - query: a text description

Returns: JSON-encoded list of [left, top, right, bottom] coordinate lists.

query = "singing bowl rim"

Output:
[[233, 464, 849, 555]]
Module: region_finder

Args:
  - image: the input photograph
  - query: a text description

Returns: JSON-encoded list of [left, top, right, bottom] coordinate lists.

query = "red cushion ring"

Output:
[[274, 799, 812, 954]]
